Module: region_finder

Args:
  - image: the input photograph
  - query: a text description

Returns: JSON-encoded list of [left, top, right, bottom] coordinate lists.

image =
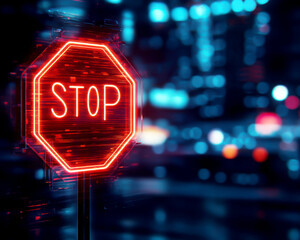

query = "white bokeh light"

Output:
[[208, 129, 224, 145], [272, 85, 288, 101]]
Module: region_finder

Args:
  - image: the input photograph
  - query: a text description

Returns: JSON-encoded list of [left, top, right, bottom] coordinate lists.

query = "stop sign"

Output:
[[23, 41, 139, 173]]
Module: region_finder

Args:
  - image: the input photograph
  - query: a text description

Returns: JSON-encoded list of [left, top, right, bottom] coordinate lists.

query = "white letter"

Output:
[[51, 82, 67, 118], [87, 86, 100, 117], [69, 86, 84, 117], [104, 85, 121, 120]]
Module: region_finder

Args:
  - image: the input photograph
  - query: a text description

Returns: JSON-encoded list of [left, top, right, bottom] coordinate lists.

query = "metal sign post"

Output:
[[78, 173, 90, 240]]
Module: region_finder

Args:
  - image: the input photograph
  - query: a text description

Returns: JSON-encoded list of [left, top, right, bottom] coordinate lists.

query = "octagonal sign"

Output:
[[23, 41, 139, 173]]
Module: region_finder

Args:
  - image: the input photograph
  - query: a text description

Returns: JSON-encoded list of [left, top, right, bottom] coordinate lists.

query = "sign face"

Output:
[[24, 41, 138, 173]]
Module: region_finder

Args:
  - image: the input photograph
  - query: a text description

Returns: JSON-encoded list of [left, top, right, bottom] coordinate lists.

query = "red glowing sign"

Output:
[[23, 41, 140, 173]]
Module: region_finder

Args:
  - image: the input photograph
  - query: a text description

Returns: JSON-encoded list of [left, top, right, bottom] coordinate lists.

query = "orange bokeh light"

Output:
[[222, 144, 238, 159]]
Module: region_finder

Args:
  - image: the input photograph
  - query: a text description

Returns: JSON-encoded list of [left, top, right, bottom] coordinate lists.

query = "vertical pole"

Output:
[[78, 173, 84, 240], [78, 172, 90, 240], [85, 173, 90, 240]]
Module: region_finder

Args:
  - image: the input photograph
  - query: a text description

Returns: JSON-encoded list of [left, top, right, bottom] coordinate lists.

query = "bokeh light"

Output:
[[171, 7, 188, 22], [194, 141, 208, 154], [222, 144, 238, 159], [141, 126, 169, 146], [256, 0, 269, 5], [252, 147, 268, 162], [255, 112, 282, 135], [149, 2, 169, 23], [257, 12, 270, 24], [285, 96, 299, 110], [244, 0, 257, 12], [105, 0, 122, 4], [231, 0, 244, 13], [198, 168, 210, 180], [287, 159, 300, 172], [208, 129, 224, 145], [189, 4, 210, 19], [272, 85, 289, 101], [211, 1, 231, 16], [149, 88, 189, 109]]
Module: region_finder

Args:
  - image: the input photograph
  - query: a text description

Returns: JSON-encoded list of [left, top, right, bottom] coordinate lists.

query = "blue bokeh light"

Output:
[[194, 141, 208, 154], [257, 12, 270, 24], [244, 0, 257, 12], [35, 169, 44, 180], [149, 2, 169, 23], [287, 159, 300, 172], [190, 4, 210, 20], [257, 82, 269, 94], [105, 0, 122, 4], [231, 0, 244, 13], [171, 7, 188, 21], [191, 76, 204, 88], [256, 0, 269, 5], [211, 1, 231, 16], [122, 11, 135, 43], [149, 88, 189, 109], [212, 75, 226, 88], [198, 168, 210, 180]]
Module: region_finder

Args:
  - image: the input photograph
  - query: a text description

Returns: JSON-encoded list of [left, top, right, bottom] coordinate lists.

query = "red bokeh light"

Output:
[[252, 147, 268, 162], [285, 96, 299, 110], [255, 112, 282, 135]]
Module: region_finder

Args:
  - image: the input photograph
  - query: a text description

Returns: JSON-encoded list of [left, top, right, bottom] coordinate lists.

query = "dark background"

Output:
[[1, 0, 300, 239]]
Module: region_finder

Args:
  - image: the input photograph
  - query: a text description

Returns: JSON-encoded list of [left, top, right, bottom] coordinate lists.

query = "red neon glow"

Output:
[[51, 82, 67, 118], [104, 85, 121, 121], [32, 41, 137, 173], [69, 85, 84, 117]]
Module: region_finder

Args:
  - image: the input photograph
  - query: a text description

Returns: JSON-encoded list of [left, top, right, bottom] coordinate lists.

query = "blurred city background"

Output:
[[1, 0, 300, 239]]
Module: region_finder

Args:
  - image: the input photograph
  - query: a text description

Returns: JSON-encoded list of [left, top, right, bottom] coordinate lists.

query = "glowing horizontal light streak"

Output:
[[48, 7, 86, 18], [141, 125, 169, 146], [149, 88, 189, 109], [105, 0, 122, 4]]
